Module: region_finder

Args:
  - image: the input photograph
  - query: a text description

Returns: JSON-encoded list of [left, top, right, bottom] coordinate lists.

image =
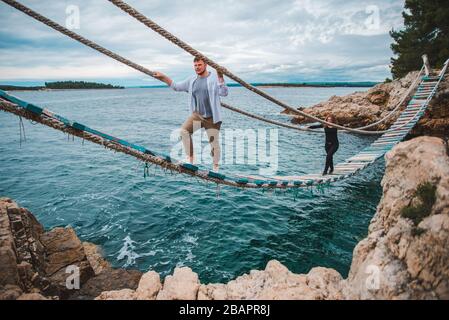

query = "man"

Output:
[[153, 58, 228, 172]]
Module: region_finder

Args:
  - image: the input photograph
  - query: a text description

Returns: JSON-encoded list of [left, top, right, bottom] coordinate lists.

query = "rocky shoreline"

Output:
[[1, 136, 448, 300], [283, 70, 449, 138]]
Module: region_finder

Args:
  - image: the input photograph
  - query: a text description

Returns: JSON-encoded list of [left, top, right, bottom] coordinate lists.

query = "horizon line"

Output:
[[0, 80, 380, 89]]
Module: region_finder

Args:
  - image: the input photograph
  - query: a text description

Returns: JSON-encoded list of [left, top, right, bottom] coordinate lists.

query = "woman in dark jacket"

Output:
[[309, 115, 339, 176]]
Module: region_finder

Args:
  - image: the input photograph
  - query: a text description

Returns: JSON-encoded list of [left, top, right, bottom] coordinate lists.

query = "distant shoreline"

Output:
[[131, 81, 379, 89], [249, 82, 378, 88], [1, 81, 379, 91]]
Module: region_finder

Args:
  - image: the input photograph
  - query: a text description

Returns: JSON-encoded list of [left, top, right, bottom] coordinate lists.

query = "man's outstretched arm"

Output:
[[153, 72, 189, 92], [152, 72, 172, 86]]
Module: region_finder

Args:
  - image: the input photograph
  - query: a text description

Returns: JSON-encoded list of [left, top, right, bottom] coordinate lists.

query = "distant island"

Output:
[[238, 82, 379, 88], [0, 81, 124, 91]]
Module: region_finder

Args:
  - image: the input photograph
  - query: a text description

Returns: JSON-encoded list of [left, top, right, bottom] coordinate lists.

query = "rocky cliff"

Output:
[[342, 136, 449, 299], [285, 71, 449, 137], [1, 136, 448, 300], [0, 199, 142, 300]]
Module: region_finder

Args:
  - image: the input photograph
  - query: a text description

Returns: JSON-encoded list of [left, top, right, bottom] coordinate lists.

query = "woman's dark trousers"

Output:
[[324, 143, 339, 174]]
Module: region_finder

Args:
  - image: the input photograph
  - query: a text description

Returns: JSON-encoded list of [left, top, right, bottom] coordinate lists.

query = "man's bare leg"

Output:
[[180, 115, 202, 164], [180, 129, 195, 164], [206, 128, 221, 172]]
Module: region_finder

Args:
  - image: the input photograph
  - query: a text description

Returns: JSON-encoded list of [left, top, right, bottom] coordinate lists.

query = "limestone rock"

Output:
[[95, 289, 136, 300], [306, 267, 344, 299], [198, 283, 228, 300], [157, 267, 200, 300], [136, 271, 161, 300], [0, 285, 23, 300], [368, 90, 390, 106], [17, 293, 49, 300], [71, 268, 142, 300], [83, 242, 111, 275], [1, 198, 96, 298], [288, 70, 449, 136], [199, 260, 343, 300], [0, 198, 48, 291], [0, 201, 23, 288], [372, 137, 449, 232], [39, 227, 95, 298], [343, 137, 449, 299], [0, 247, 19, 288]]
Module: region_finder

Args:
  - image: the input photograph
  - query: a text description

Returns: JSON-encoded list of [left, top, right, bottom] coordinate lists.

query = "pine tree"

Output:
[[390, 0, 449, 79]]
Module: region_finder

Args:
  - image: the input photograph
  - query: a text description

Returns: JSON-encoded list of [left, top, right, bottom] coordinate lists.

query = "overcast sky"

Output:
[[0, 0, 406, 86]]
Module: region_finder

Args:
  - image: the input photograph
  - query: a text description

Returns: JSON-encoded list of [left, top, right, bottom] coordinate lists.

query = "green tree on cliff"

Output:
[[390, 0, 449, 79]]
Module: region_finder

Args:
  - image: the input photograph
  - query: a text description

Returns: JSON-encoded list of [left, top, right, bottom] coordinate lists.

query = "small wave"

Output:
[[117, 235, 139, 267], [100, 224, 113, 232], [185, 250, 195, 262], [182, 234, 198, 246], [139, 250, 157, 258], [172, 250, 196, 268]]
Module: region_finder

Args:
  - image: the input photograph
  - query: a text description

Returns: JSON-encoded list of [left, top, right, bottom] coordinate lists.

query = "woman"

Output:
[[309, 115, 339, 176]]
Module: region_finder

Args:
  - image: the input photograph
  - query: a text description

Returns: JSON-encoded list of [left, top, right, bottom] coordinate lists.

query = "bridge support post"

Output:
[[422, 54, 431, 76]]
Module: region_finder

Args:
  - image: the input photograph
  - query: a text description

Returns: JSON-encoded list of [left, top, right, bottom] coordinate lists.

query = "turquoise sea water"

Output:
[[0, 87, 383, 283]]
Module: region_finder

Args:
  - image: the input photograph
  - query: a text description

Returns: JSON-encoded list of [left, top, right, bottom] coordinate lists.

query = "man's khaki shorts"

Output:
[[180, 112, 222, 133], [180, 113, 222, 162]]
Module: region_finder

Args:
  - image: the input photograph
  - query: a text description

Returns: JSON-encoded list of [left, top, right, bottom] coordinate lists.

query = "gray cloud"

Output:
[[0, 0, 405, 84]]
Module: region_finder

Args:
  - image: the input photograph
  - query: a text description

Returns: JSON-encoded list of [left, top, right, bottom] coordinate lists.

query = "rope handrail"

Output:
[[106, 0, 425, 135], [440, 61, 449, 77], [0, 0, 433, 135]]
